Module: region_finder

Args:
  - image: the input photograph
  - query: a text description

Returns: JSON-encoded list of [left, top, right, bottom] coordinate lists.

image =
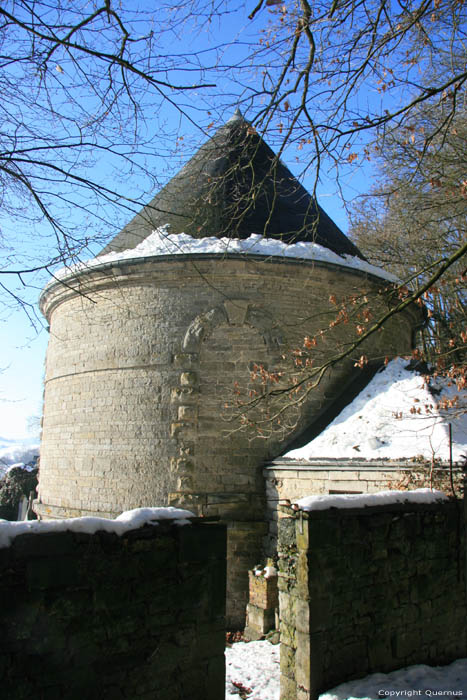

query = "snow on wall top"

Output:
[[284, 358, 467, 463], [53, 227, 398, 284], [0, 506, 195, 549], [295, 488, 448, 511]]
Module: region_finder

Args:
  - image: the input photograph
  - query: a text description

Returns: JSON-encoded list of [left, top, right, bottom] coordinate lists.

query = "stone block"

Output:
[[207, 492, 249, 505], [280, 620, 297, 648], [172, 353, 197, 368], [178, 404, 198, 420], [280, 674, 297, 700], [214, 502, 259, 519], [26, 555, 82, 590], [179, 523, 226, 564], [170, 421, 193, 437], [170, 386, 195, 403], [172, 493, 208, 512], [224, 299, 249, 326], [393, 629, 421, 659], [180, 371, 198, 386], [204, 656, 227, 700], [280, 641, 296, 678], [368, 635, 392, 669], [295, 598, 310, 634], [244, 604, 276, 640], [13, 531, 76, 558], [194, 628, 226, 660], [278, 591, 297, 625], [248, 570, 278, 609], [170, 457, 195, 474], [295, 629, 311, 689], [176, 475, 194, 490]]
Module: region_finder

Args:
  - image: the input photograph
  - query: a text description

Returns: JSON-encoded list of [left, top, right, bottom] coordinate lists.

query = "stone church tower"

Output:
[[36, 112, 421, 626]]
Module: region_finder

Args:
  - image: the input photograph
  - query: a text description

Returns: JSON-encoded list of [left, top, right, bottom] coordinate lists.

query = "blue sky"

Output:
[[0, 319, 47, 438]]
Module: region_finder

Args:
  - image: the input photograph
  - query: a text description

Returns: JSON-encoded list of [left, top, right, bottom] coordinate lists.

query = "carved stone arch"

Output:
[[182, 306, 228, 353], [171, 301, 284, 500], [182, 301, 284, 354], [243, 305, 284, 353]]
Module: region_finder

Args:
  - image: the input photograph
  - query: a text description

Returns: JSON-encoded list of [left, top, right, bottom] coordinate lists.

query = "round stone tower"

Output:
[[36, 113, 422, 626]]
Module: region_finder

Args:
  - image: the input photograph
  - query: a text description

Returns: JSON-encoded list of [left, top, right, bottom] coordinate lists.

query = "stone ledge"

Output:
[[278, 499, 459, 519], [34, 500, 118, 520]]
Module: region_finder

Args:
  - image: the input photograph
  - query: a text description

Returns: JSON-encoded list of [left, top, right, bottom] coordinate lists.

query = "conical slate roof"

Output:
[[101, 111, 364, 259]]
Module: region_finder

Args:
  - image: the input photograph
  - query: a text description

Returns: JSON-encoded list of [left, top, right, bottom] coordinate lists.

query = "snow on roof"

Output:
[[284, 357, 467, 463], [295, 488, 448, 511], [101, 112, 365, 260], [0, 506, 195, 549], [53, 228, 398, 284]]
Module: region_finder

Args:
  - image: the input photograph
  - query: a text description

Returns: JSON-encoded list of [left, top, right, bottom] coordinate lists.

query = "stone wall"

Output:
[[37, 255, 420, 627], [38, 257, 418, 520], [278, 500, 466, 700], [264, 461, 463, 557], [0, 519, 226, 700]]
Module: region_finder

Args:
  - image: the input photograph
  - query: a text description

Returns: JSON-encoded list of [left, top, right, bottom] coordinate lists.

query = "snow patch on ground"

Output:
[[285, 358, 467, 463], [0, 506, 195, 548], [54, 227, 397, 283], [296, 487, 447, 511], [225, 640, 280, 699], [225, 641, 467, 699], [320, 658, 467, 699]]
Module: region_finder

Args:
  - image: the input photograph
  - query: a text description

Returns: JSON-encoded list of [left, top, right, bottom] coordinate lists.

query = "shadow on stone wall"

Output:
[[0, 519, 226, 700], [278, 500, 467, 700]]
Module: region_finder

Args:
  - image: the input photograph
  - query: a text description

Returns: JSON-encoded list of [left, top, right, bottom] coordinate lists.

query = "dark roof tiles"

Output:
[[102, 113, 364, 260]]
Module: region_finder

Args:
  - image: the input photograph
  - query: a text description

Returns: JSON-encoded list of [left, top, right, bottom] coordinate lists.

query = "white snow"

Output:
[[53, 227, 397, 283], [295, 488, 447, 512], [0, 437, 39, 476], [0, 506, 195, 548], [285, 358, 467, 463], [225, 640, 280, 699], [225, 640, 467, 699], [254, 564, 278, 578], [320, 659, 467, 699]]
